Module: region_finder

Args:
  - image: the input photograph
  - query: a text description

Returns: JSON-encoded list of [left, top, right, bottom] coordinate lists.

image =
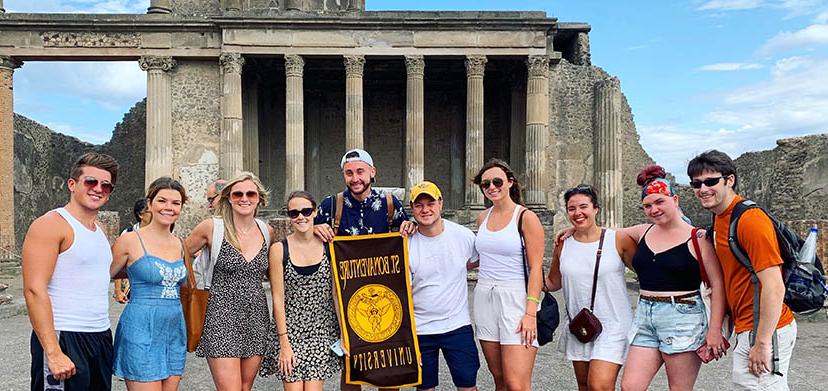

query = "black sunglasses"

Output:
[[78, 176, 114, 195], [479, 177, 504, 190], [689, 176, 726, 189], [287, 207, 314, 219]]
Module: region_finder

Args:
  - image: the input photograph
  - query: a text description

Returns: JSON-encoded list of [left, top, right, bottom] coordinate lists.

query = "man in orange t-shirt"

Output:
[[687, 150, 796, 390]]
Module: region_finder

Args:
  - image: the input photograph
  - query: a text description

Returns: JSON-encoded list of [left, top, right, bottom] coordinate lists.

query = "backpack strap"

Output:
[[333, 192, 344, 234], [385, 192, 394, 230]]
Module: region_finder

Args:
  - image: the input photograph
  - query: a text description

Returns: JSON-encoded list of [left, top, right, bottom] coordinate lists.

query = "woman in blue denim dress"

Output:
[[110, 177, 188, 389]]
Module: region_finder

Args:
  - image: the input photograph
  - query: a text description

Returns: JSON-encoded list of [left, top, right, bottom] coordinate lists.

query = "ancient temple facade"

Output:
[[0, 0, 636, 250]]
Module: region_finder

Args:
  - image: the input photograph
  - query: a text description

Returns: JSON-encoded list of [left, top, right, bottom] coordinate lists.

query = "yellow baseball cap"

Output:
[[410, 181, 442, 203]]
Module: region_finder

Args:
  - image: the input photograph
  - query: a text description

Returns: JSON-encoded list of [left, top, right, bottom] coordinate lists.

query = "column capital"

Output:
[[344, 55, 365, 77], [595, 76, 621, 91], [285, 54, 305, 78], [138, 55, 176, 72], [465, 55, 487, 77], [404, 55, 425, 77], [527, 55, 550, 78], [0, 56, 23, 71], [219, 52, 245, 74]]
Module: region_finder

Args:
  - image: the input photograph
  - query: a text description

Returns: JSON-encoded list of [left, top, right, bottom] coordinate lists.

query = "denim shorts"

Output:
[[630, 293, 708, 354]]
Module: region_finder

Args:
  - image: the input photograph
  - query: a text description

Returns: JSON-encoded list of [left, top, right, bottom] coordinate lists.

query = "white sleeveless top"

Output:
[[49, 208, 112, 332], [475, 205, 524, 281]]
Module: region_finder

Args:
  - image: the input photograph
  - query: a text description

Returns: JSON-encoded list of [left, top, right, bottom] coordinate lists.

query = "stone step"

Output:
[[0, 264, 21, 276]]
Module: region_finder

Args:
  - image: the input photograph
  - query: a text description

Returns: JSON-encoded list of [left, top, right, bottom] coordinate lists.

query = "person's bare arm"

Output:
[[615, 230, 638, 270], [696, 229, 728, 356], [329, 250, 349, 355], [268, 242, 296, 375], [184, 218, 213, 255], [748, 266, 786, 375], [22, 214, 76, 381], [545, 242, 563, 292], [109, 233, 133, 278], [518, 209, 545, 346]]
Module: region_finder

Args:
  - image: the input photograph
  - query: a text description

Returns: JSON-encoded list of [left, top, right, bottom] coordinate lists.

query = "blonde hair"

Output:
[[216, 172, 270, 250]]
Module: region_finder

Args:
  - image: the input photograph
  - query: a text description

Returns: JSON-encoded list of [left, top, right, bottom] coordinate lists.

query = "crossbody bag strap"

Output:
[[690, 227, 710, 287], [333, 192, 344, 234], [385, 192, 394, 230], [517, 208, 529, 293], [182, 239, 197, 289], [589, 228, 607, 312]]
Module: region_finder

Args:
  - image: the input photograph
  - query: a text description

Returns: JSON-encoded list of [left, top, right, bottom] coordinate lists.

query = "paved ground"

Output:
[[1, 282, 826, 390]]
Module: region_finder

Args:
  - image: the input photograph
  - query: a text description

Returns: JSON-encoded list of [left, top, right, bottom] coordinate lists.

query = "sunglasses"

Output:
[[479, 177, 504, 190], [287, 207, 315, 219], [78, 176, 114, 195], [206, 195, 218, 204], [230, 191, 259, 201], [689, 176, 726, 189]]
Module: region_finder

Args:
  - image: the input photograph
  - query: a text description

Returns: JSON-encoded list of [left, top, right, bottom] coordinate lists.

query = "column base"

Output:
[[146, 6, 171, 14], [526, 206, 555, 225]]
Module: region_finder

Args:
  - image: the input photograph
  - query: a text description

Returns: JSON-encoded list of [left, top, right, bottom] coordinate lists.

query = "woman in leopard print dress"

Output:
[[262, 191, 340, 390]]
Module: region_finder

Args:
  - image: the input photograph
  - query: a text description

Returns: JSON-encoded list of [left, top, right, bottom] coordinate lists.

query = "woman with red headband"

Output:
[[618, 164, 728, 391]]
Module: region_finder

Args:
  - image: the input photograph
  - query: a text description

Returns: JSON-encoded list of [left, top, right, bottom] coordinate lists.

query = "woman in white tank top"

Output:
[[545, 184, 637, 391], [472, 159, 545, 390]]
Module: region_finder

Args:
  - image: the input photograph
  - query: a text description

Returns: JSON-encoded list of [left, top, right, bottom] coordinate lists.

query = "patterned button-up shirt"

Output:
[[314, 188, 408, 236]]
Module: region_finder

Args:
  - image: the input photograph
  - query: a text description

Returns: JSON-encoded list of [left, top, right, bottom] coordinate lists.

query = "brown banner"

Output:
[[330, 233, 421, 388]]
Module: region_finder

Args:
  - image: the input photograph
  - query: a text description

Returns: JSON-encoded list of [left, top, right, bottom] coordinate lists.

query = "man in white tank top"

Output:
[[22, 152, 119, 391], [407, 181, 480, 391]]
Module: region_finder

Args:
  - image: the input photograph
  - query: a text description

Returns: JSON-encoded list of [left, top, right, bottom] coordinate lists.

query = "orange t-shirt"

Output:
[[713, 196, 794, 334]]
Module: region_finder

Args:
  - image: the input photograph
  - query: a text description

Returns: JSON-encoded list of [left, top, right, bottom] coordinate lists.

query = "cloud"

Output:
[[17, 62, 145, 111], [759, 23, 828, 54], [5, 0, 149, 13], [697, 0, 764, 11], [696, 0, 828, 17], [817, 10, 828, 22], [46, 122, 110, 144], [698, 62, 765, 71]]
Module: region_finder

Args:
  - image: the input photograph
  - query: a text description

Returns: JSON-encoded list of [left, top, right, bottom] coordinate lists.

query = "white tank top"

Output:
[[49, 208, 112, 332], [475, 205, 525, 281]]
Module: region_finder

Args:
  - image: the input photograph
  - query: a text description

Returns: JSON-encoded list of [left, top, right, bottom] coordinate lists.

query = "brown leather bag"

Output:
[[568, 229, 606, 344], [180, 240, 210, 352]]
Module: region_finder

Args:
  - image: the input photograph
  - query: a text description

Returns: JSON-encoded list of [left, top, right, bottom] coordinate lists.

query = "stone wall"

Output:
[[12, 101, 146, 247]]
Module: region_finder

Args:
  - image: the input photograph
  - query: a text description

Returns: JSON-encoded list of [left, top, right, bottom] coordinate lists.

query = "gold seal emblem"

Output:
[[347, 284, 403, 343]]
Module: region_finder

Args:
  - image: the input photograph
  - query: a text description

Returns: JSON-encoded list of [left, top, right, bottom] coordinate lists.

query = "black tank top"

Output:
[[631, 225, 701, 291]]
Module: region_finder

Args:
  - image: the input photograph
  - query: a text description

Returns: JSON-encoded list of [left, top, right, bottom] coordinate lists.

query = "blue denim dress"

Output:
[[113, 234, 187, 382]]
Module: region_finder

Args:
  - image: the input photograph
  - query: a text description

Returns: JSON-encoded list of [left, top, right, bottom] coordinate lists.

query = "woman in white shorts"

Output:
[[546, 184, 637, 391], [472, 158, 545, 390]]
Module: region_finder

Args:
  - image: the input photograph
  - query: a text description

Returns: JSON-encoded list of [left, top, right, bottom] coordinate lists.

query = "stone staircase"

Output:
[[0, 253, 26, 318]]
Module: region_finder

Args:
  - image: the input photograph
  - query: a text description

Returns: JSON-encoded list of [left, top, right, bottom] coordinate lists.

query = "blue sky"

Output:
[[6, 0, 828, 182]]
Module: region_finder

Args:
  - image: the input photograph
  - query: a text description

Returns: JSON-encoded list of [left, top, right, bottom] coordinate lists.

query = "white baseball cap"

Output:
[[340, 148, 374, 168]]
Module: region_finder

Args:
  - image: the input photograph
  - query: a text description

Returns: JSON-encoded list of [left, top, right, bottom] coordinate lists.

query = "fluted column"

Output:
[[220, 53, 245, 179], [242, 76, 260, 176], [0, 56, 20, 252], [525, 55, 550, 208], [139, 56, 176, 187], [464, 55, 487, 208], [285, 55, 305, 198], [147, 0, 171, 13], [405, 55, 425, 195], [594, 77, 623, 227], [344, 55, 365, 150]]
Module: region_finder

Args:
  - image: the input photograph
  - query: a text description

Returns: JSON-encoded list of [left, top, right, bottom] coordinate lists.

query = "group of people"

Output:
[[20, 147, 797, 391]]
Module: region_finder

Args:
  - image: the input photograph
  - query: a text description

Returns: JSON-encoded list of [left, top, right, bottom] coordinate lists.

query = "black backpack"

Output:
[[726, 200, 826, 316]]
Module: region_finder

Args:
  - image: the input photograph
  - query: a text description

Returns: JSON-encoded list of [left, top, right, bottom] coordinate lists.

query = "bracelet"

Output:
[[526, 296, 541, 304], [524, 312, 536, 317], [277, 331, 288, 337]]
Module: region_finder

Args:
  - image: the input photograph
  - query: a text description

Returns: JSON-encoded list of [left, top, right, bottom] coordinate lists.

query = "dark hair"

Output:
[[287, 190, 317, 209], [472, 158, 523, 205], [563, 184, 600, 209], [145, 177, 188, 205], [132, 198, 147, 222], [70, 152, 120, 185], [687, 150, 738, 190], [636, 164, 667, 187]]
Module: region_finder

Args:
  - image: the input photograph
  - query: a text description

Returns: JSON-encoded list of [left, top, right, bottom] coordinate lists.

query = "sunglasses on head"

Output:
[[689, 176, 726, 189], [78, 176, 114, 195], [230, 191, 259, 201], [479, 177, 504, 190], [287, 207, 314, 219]]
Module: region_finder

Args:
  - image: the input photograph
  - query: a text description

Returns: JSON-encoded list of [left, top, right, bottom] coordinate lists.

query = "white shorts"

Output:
[[473, 279, 540, 347], [731, 320, 797, 390]]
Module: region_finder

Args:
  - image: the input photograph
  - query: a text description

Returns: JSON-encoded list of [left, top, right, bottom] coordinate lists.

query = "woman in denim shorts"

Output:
[[618, 164, 729, 391]]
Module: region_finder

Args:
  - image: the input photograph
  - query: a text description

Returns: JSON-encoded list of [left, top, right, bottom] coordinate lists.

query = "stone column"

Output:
[[138, 56, 176, 187], [405, 55, 425, 195], [147, 0, 171, 13], [285, 55, 305, 197], [464, 55, 487, 208], [243, 76, 260, 176], [525, 55, 550, 208], [0, 0, 6, 13], [344, 55, 365, 150], [0, 56, 20, 252], [225, 0, 241, 12], [594, 77, 623, 227], [220, 53, 245, 179]]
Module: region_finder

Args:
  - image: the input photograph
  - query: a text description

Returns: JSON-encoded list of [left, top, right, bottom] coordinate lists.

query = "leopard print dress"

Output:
[[196, 239, 270, 358], [260, 240, 340, 382]]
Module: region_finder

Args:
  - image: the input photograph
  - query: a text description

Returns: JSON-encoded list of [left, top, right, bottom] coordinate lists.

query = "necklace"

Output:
[[236, 222, 256, 235]]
